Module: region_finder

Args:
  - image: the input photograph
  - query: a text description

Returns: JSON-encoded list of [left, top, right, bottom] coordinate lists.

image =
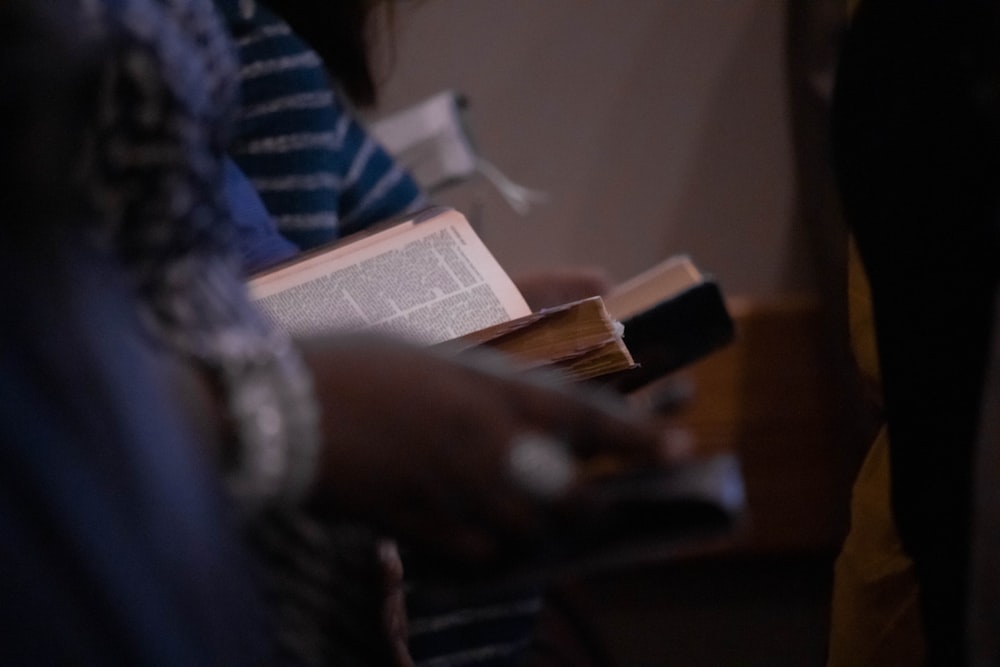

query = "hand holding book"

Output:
[[251, 206, 744, 583], [298, 334, 692, 567]]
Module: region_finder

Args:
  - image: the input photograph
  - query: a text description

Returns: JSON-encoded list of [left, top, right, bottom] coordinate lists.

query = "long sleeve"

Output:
[[215, 0, 427, 249]]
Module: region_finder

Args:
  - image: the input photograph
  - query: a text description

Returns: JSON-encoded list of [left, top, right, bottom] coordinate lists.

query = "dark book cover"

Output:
[[604, 280, 735, 393], [401, 454, 747, 602]]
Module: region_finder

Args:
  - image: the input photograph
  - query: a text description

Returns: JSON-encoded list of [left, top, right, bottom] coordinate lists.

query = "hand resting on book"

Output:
[[296, 333, 692, 570]]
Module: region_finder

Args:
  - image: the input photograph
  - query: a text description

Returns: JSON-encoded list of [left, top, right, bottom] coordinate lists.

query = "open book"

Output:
[[248, 206, 733, 386], [248, 206, 634, 381], [248, 206, 744, 582]]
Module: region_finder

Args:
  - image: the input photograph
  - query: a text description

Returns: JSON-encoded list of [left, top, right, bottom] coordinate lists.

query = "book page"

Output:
[[248, 209, 532, 344], [250, 219, 418, 285], [603, 255, 704, 321]]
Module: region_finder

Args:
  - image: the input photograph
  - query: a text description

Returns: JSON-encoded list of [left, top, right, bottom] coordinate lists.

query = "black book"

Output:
[[601, 255, 735, 393]]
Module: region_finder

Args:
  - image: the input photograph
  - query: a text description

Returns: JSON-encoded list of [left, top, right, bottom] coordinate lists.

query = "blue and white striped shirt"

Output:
[[216, 0, 427, 251]]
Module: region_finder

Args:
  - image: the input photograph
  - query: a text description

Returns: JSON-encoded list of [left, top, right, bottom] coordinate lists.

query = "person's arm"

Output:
[[297, 334, 685, 566], [167, 326, 687, 567]]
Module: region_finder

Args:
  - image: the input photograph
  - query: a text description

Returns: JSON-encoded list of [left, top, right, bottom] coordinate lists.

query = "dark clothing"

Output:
[[831, 2, 1000, 662], [0, 1, 292, 663]]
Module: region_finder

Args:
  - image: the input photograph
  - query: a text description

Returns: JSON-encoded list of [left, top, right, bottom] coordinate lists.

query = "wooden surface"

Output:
[[641, 294, 873, 554]]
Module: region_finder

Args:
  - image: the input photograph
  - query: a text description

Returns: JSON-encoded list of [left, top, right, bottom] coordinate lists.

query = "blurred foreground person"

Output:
[[0, 1, 689, 664], [0, 3, 272, 663]]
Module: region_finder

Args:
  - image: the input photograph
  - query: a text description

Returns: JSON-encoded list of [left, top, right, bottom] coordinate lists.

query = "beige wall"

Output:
[[374, 0, 808, 298]]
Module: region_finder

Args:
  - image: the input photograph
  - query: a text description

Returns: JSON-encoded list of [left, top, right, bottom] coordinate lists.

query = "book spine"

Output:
[[607, 282, 735, 392]]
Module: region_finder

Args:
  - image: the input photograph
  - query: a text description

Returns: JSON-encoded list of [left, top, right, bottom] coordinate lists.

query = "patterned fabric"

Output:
[[215, 0, 427, 248], [75, 3, 403, 666], [76, 3, 360, 664], [78, 0, 319, 511], [407, 592, 544, 667], [0, 4, 273, 662]]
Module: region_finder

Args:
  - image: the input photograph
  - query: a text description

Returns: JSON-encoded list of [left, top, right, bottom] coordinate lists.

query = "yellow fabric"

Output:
[[828, 429, 925, 666], [847, 237, 880, 395], [827, 239, 925, 666]]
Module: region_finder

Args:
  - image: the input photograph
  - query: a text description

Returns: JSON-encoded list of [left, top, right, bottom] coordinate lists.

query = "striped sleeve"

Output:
[[217, 0, 426, 250]]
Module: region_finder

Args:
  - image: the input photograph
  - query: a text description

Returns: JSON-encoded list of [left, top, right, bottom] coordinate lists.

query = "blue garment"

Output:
[[224, 155, 300, 273], [81, 0, 317, 508], [0, 1, 308, 663], [0, 237, 274, 666], [214, 0, 427, 249]]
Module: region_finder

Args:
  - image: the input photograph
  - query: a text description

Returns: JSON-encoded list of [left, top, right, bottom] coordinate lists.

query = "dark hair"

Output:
[[0, 0, 101, 236], [265, 0, 389, 107]]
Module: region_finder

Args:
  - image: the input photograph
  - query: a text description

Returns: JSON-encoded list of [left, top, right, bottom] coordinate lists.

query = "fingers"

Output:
[[377, 540, 414, 667], [451, 346, 697, 476], [301, 336, 697, 570], [497, 368, 690, 467]]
